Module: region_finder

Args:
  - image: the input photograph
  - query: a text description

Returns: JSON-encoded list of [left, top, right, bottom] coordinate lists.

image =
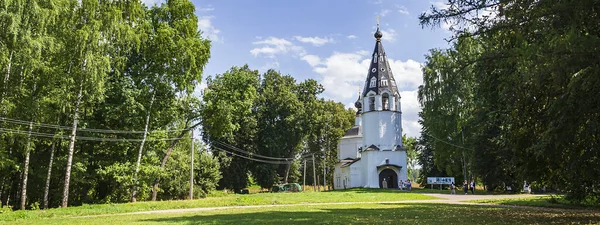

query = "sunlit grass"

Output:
[[0, 188, 433, 222], [16, 203, 600, 225]]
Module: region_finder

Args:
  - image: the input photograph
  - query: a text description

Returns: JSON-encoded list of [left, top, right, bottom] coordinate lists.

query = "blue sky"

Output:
[[144, 0, 452, 137]]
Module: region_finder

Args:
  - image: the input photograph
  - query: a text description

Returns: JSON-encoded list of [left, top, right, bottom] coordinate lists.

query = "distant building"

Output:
[[333, 24, 407, 189]]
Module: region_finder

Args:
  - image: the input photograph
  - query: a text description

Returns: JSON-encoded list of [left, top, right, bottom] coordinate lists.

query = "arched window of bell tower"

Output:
[[382, 93, 390, 111], [368, 95, 375, 111]]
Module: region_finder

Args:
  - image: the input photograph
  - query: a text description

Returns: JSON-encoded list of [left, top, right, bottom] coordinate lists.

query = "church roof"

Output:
[[343, 126, 361, 137], [361, 25, 400, 98]]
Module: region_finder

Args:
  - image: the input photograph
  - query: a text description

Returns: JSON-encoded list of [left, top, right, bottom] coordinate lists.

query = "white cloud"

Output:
[[197, 16, 222, 43], [396, 5, 409, 15], [380, 9, 391, 17], [250, 37, 306, 58], [347, 35, 357, 39], [302, 51, 423, 137], [258, 61, 280, 73], [380, 29, 397, 42], [301, 55, 322, 67], [141, 0, 162, 6], [432, 1, 450, 10], [294, 36, 334, 46], [400, 90, 422, 137], [198, 6, 214, 12], [355, 50, 370, 56]]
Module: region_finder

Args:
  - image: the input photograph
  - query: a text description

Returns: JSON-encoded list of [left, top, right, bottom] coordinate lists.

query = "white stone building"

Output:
[[333, 25, 407, 189]]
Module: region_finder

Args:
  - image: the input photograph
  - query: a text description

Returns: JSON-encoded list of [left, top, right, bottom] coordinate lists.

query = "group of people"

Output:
[[399, 179, 412, 191], [450, 180, 475, 195], [381, 178, 412, 191]]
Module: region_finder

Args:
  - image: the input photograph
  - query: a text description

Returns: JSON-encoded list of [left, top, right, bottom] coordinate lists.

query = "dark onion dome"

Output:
[[354, 99, 362, 109], [374, 28, 383, 40]]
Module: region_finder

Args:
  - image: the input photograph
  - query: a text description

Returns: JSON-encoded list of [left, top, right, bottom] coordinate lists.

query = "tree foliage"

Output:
[[0, 0, 214, 209], [418, 0, 600, 202]]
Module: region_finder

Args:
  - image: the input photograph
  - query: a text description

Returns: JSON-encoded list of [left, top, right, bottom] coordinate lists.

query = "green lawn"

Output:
[[0, 188, 433, 223], [472, 196, 600, 210], [12, 203, 600, 225]]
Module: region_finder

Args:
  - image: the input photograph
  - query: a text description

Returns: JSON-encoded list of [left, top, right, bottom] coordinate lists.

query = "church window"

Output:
[[369, 96, 375, 111], [371, 68, 376, 73], [382, 93, 390, 111], [380, 79, 388, 87], [373, 53, 378, 63], [381, 67, 385, 72], [369, 77, 377, 88]]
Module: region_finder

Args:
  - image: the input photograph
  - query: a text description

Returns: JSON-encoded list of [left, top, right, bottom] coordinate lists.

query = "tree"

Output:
[[420, 0, 600, 201], [201, 65, 260, 192], [403, 135, 418, 181]]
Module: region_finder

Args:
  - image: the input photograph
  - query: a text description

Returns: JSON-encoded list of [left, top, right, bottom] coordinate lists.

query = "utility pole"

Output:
[[461, 127, 467, 182], [323, 155, 326, 191], [312, 154, 317, 191], [303, 159, 307, 191], [190, 129, 194, 200]]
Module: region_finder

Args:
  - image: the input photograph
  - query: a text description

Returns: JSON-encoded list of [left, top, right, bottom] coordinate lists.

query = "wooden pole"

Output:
[[323, 156, 326, 191], [190, 129, 194, 200], [303, 159, 307, 191], [312, 154, 317, 191]]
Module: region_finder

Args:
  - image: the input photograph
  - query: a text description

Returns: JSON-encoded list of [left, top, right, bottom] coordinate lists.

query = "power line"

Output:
[[0, 127, 183, 142], [212, 140, 296, 161], [211, 146, 293, 165], [425, 132, 474, 150], [0, 117, 190, 134]]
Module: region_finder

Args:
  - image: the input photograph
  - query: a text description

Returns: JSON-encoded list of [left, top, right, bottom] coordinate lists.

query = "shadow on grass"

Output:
[[140, 203, 600, 225]]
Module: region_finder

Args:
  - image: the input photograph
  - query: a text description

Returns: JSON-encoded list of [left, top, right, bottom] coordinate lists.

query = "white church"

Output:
[[333, 25, 407, 189]]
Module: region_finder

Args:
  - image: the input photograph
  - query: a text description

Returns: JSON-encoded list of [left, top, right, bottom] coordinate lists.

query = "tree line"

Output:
[[416, 0, 600, 204], [0, 0, 357, 210], [201, 65, 355, 192]]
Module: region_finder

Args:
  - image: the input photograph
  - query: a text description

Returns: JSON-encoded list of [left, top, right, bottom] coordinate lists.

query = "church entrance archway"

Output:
[[378, 169, 397, 188]]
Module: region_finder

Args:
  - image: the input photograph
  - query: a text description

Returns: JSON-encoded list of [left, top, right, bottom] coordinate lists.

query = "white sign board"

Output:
[[427, 177, 455, 185]]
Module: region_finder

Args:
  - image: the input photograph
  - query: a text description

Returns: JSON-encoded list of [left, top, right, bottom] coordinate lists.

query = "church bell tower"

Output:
[[357, 21, 406, 188]]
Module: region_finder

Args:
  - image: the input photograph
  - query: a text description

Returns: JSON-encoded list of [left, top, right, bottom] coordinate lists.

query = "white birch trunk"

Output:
[[43, 139, 57, 209], [62, 77, 84, 208], [19, 121, 34, 210], [131, 93, 155, 202]]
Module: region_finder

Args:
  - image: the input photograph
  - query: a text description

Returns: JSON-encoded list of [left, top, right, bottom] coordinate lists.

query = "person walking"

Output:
[[451, 182, 456, 194], [470, 180, 475, 194], [463, 180, 468, 195], [382, 178, 387, 189], [406, 179, 412, 191]]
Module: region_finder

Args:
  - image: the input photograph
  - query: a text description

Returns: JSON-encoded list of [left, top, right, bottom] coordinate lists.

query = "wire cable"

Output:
[[0, 117, 191, 134], [424, 132, 474, 150], [0, 127, 184, 142], [212, 140, 296, 161], [211, 146, 293, 164]]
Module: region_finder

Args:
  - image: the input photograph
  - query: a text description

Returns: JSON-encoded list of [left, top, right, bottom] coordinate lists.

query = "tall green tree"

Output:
[[420, 0, 600, 201], [201, 65, 260, 192]]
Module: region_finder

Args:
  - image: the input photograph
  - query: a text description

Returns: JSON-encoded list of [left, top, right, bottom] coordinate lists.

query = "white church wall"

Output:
[[350, 162, 363, 188], [361, 111, 403, 150], [338, 136, 362, 160], [361, 150, 407, 188]]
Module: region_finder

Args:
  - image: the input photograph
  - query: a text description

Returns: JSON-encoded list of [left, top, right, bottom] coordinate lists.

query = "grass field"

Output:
[[472, 196, 600, 210], [3, 188, 599, 224], [8, 203, 600, 225], [0, 188, 434, 223]]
